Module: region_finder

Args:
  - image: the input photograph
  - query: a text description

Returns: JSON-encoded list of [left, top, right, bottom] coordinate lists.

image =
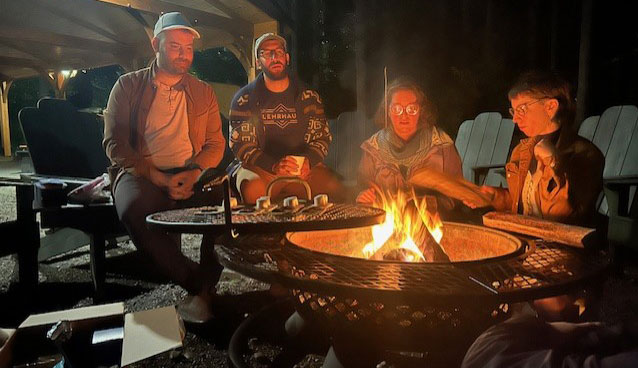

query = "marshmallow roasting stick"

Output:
[[384, 66, 388, 129]]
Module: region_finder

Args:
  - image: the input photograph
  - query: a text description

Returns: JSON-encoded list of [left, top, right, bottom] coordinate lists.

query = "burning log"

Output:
[[413, 224, 450, 262], [369, 198, 450, 262], [414, 225, 450, 262], [482, 211, 596, 248], [409, 195, 450, 262], [382, 247, 422, 261], [367, 232, 405, 260]]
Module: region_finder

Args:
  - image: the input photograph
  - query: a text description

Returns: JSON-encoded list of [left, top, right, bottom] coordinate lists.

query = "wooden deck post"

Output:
[[1, 80, 13, 157]]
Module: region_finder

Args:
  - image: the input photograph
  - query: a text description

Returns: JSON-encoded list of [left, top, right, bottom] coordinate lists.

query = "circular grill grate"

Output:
[[216, 233, 608, 304], [146, 204, 386, 233]]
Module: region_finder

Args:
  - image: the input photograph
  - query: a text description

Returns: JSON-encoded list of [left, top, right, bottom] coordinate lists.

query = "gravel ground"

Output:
[[0, 185, 278, 367], [1, 185, 638, 367]]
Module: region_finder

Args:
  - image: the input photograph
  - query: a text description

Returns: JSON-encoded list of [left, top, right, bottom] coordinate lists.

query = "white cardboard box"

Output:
[[0, 302, 183, 367]]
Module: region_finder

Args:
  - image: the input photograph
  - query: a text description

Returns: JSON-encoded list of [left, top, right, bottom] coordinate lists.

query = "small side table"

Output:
[[1, 176, 127, 298]]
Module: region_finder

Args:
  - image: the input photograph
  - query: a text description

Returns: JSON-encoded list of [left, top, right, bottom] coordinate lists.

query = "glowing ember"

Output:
[[361, 189, 445, 262]]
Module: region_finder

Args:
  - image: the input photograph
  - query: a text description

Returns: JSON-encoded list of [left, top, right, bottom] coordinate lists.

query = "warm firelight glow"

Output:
[[361, 189, 444, 262], [362, 211, 395, 258], [417, 201, 444, 244]]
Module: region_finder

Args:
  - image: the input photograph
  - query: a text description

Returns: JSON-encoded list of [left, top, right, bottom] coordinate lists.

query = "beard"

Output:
[[168, 58, 192, 74], [263, 63, 288, 80], [158, 56, 192, 76]]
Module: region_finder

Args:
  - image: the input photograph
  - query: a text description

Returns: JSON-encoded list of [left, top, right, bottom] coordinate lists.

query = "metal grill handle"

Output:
[[266, 177, 312, 201]]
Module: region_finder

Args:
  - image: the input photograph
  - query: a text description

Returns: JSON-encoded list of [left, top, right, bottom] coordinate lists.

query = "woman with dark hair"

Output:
[[356, 78, 462, 209], [465, 71, 604, 227], [461, 72, 618, 368]]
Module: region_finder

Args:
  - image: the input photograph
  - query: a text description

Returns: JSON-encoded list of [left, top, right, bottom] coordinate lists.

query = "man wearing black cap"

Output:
[[228, 33, 344, 204], [103, 12, 225, 323]]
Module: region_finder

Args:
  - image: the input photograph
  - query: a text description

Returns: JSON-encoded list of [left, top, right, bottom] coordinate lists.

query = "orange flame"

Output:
[[361, 189, 444, 261]]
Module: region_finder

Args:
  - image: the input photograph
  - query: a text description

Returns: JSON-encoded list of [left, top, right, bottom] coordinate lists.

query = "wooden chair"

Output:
[[577, 105, 638, 270], [455, 112, 515, 187], [17, 98, 127, 296], [324, 111, 374, 186], [19, 98, 110, 179], [577, 115, 601, 143]]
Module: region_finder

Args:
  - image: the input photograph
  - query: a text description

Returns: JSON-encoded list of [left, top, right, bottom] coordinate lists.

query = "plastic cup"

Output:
[[289, 155, 305, 175]]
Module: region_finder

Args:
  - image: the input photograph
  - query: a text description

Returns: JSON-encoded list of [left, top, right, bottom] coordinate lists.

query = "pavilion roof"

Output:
[[0, 0, 278, 80]]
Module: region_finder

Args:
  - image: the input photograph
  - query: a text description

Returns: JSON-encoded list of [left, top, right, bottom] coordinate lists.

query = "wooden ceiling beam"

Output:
[[0, 56, 46, 70], [0, 73, 12, 83], [0, 27, 131, 55], [0, 39, 54, 65], [95, 0, 253, 41], [0, 55, 111, 74], [125, 7, 154, 43], [34, 0, 125, 44], [203, 0, 242, 20]]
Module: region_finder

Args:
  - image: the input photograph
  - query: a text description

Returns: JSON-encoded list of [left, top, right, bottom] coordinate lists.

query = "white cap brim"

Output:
[[156, 25, 201, 39]]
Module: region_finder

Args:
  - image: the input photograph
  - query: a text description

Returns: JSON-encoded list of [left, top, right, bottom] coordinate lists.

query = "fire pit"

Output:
[[217, 228, 605, 302], [214, 227, 606, 366], [281, 222, 525, 364], [146, 184, 608, 367]]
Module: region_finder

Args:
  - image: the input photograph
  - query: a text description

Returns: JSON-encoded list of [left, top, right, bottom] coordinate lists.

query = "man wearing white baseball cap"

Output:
[[104, 12, 225, 323], [153, 11, 201, 39], [228, 32, 344, 204]]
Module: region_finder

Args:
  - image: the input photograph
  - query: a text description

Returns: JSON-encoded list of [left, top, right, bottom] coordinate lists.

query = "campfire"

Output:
[[287, 190, 521, 263], [201, 194, 605, 367], [361, 189, 447, 262]]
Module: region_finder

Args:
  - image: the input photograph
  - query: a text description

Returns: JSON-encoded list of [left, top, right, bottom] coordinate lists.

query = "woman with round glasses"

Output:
[[356, 78, 462, 209], [466, 71, 604, 228], [462, 74, 612, 368]]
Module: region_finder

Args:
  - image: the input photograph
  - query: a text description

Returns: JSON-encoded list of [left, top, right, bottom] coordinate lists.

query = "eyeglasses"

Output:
[[259, 49, 286, 59], [509, 98, 549, 117], [390, 103, 420, 116]]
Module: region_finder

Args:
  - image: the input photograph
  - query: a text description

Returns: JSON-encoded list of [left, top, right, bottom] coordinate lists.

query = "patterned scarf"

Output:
[[371, 126, 433, 168]]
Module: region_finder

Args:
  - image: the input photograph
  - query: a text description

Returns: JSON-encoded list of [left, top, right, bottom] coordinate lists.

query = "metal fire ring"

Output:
[[215, 228, 609, 305]]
